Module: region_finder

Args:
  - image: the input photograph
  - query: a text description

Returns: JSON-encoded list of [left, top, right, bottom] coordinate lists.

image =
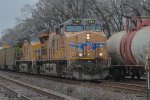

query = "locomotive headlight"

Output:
[[99, 52, 103, 57], [86, 34, 90, 37], [86, 34, 90, 40], [87, 36, 90, 40], [79, 53, 83, 57]]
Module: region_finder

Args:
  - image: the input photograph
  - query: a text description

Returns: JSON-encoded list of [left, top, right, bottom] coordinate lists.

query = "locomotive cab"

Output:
[[37, 32, 49, 60], [56, 19, 108, 60]]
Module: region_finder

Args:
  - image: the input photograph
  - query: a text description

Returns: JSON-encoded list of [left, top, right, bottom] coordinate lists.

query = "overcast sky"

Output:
[[0, 0, 38, 34]]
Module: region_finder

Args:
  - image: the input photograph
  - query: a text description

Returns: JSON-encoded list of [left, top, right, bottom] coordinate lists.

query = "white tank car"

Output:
[[107, 31, 126, 65], [107, 18, 150, 79], [131, 26, 150, 65], [108, 23, 150, 65]]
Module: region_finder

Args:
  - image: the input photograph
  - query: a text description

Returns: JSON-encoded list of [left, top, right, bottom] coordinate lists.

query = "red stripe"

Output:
[[127, 31, 136, 64], [120, 31, 136, 65]]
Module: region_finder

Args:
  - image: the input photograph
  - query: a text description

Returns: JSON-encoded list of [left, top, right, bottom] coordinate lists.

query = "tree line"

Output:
[[1, 0, 150, 44]]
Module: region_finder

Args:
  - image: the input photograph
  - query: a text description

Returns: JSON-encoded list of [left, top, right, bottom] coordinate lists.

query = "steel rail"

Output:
[[0, 71, 146, 97], [0, 82, 32, 100], [0, 76, 77, 100], [97, 81, 146, 95]]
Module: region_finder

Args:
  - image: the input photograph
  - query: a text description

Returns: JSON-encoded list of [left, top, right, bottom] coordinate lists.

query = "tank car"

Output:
[[108, 17, 150, 79]]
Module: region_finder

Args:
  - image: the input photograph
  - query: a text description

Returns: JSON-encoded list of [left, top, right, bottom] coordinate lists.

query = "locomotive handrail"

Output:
[[32, 57, 37, 74], [67, 48, 80, 67], [66, 48, 80, 78]]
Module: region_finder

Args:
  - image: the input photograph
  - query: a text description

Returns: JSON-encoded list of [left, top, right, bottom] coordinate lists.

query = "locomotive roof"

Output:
[[57, 18, 102, 28], [36, 29, 49, 35]]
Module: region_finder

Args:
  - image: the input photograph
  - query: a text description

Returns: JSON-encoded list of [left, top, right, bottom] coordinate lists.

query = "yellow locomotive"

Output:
[[1, 19, 109, 80]]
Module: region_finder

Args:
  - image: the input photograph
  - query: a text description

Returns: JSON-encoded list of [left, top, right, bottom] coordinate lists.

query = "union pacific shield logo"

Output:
[[69, 42, 106, 51]]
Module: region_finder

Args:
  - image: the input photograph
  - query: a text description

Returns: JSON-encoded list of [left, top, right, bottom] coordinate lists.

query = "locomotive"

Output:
[[108, 17, 150, 79], [0, 19, 109, 80]]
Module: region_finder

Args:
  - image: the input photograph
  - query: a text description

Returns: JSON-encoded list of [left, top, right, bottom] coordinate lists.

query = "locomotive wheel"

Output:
[[131, 73, 141, 80]]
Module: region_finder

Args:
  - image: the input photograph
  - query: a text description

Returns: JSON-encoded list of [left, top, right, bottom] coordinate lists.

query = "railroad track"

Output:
[[0, 83, 31, 100], [0, 75, 77, 100], [0, 71, 147, 96], [97, 81, 147, 95]]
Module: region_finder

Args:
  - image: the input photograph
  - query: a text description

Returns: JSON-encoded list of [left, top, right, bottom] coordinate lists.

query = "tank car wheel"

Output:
[[110, 67, 125, 81], [131, 74, 135, 79], [131, 69, 141, 80], [136, 72, 141, 80]]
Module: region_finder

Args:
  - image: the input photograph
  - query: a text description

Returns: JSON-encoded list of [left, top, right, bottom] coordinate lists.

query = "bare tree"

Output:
[[1, 0, 150, 43]]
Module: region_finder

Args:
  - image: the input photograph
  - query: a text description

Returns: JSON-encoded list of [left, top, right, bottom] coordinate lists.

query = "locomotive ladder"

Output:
[[67, 48, 80, 77], [32, 57, 37, 74]]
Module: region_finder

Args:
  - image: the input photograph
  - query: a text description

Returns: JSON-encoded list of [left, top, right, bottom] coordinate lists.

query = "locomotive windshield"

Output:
[[66, 25, 101, 32], [31, 36, 39, 42], [85, 25, 95, 30], [30, 35, 40, 45], [63, 19, 102, 32], [85, 25, 101, 31], [66, 25, 84, 32]]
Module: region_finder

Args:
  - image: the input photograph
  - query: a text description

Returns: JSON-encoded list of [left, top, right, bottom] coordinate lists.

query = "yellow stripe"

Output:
[[69, 58, 94, 60]]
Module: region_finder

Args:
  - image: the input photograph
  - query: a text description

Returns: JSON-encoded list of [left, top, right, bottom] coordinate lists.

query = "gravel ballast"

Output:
[[0, 71, 146, 100]]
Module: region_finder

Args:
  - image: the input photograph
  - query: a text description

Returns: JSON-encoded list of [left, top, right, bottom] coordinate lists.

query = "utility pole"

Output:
[[145, 46, 150, 100]]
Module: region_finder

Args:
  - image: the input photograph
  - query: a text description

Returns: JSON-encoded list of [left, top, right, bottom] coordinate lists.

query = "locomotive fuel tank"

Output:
[[108, 18, 150, 66]]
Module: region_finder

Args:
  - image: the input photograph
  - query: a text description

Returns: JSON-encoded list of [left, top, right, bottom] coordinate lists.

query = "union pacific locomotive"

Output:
[[0, 19, 109, 80]]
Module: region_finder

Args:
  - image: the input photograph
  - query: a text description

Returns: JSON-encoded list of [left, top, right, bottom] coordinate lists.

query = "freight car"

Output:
[[108, 17, 150, 79], [0, 19, 110, 80], [0, 44, 20, 71]]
